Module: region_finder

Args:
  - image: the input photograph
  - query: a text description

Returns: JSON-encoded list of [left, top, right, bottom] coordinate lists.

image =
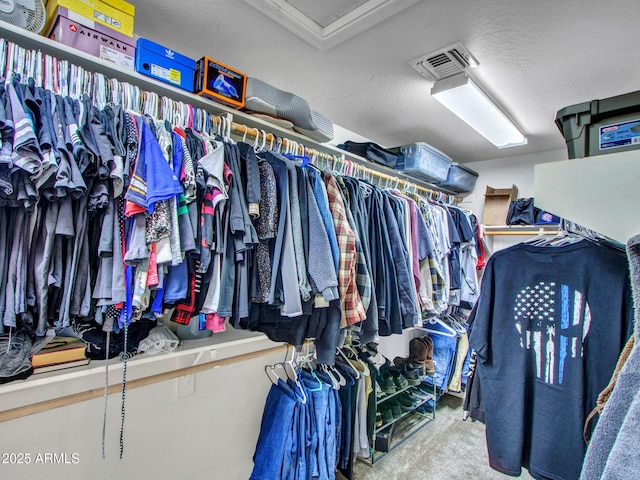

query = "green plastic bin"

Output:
[[555, 90, 640, 159]]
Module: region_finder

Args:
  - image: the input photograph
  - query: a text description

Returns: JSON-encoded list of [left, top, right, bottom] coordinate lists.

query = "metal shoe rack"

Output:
[[361, 377, 437, 465]]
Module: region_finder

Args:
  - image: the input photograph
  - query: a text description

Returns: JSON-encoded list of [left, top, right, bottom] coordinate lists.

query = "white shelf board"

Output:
[[0, 20, 454, 195]]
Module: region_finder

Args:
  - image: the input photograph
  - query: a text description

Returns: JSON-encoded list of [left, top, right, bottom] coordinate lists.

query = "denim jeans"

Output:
[[310, 381, 330, 480], [250, 379, 297, 480], [424, 333, 459, 390], [301, 371, 320, 479]]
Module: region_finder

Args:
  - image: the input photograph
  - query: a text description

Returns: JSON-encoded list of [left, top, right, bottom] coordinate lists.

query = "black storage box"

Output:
[[338, 141, 404, 169], [555, 90, 640, 159]]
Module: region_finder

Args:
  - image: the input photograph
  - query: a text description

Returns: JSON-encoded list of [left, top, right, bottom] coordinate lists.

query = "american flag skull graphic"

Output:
[[514, 282, 591, 384]]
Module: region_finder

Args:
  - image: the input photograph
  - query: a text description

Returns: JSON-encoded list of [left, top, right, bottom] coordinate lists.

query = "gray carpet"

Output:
[[350, 394, 534, 480]]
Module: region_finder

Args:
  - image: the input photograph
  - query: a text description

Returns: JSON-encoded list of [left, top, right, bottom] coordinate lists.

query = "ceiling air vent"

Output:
[[409, 42, 479, 81]]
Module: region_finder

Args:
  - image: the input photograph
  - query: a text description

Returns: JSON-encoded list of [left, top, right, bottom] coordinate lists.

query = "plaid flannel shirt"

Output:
[[323, 173, 366, 327], [422, 204, 448, 313], [338, 180, 372, 314]]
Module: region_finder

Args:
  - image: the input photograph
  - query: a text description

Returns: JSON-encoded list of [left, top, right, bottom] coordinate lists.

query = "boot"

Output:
[[418, 336, 436, 377], [409, 337, 428, 374], [409, 336, 436, 376]]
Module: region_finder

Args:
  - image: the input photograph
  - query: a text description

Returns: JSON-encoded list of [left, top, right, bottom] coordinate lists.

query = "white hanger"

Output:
[[422, 317, 457, 337], [336, 347, 360, 380]]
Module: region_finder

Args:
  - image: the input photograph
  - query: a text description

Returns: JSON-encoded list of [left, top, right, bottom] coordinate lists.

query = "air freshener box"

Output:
[[48, 14, 135, 70], [195, 56, 246, 109], [135, 38, 196, 92]]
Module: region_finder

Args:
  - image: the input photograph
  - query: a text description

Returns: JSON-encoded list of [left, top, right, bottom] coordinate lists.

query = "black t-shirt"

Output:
[[469, 240, 633, 480]]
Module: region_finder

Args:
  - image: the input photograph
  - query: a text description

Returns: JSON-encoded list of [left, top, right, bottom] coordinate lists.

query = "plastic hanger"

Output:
[[319, 364, 341, 390], [264, 363, 286, 385], [336, 347, 360, 380], [422, 317, 457, 337]]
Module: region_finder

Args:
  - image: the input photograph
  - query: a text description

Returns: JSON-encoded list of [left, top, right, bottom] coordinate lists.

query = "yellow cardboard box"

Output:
[[45, 0, 135, 38]]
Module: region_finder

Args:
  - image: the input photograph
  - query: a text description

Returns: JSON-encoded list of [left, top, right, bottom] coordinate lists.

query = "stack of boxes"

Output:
[[45, 0, 136, 70], [44, 1, 252, 107]]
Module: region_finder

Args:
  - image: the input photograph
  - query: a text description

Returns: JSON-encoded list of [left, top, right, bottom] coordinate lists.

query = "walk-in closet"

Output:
[[0, 2, 638, 480]]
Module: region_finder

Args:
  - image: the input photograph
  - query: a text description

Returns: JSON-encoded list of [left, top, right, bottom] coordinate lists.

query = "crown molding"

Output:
[[243, 0, 422, 51]]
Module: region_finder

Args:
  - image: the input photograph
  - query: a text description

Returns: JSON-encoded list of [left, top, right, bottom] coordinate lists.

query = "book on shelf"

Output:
[[31, 336, 87, 368], [33, 358, 90, 375]]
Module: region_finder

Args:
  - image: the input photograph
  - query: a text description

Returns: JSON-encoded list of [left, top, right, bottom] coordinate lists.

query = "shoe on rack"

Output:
[[389, 366, 409, 390], [385, 399, 403, 419], [419, 336, 436, 376], [378, 372, 397, 395], [409, 336, 436, 376], [409, 386, 430, 400], [376, 411, 383, 427], [401, 362, 423, 386], [393, 356, 408, 367], [415, 398, 435, 414], [379, 406, 394, 424], [396, 394, 420, 411], [415, 382, 435, 398]]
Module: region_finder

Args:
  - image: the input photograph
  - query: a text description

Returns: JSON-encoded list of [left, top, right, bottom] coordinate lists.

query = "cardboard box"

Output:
[[483, 185, 519, 225], [45, 0, 135, 38], [48, 15, 135, 70], [135, 38, 196, 92], [195, 56, 246, 109], [46, 6, 132, 44]]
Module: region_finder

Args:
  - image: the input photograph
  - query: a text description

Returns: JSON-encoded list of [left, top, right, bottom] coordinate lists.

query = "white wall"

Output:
[[459, 148, 568, 219], [0, 348, 284, 480], [535, 150, 640, 243]]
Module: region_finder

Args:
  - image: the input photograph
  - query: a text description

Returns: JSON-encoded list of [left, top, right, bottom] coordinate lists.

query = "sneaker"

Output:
[[389, 367, 409, 390], [376, 411, 383, 427], [409, 386, 430, 400], [379, 406, 394, 424], [415, 382, 434, 397], [396, 394, 420, 411], [401, 362, 423, 386], [385, 399, 403, 419], [378, 373, 397, 395], [415, 398, 435, 414], [375, 381, 388, 399]]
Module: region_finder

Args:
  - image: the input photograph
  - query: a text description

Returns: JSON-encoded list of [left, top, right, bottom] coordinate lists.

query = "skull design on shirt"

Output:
[[514, 282, 591, 384]]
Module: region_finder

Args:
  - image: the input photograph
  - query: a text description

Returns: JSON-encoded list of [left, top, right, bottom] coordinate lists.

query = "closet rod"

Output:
[[0, 344, 287, 424], [0, 27, 457, 203], [217, 118, 458, 203]]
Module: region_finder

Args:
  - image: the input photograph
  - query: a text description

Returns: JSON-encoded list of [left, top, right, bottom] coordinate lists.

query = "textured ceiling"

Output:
[[131, 0, 640, 163], [286, 0, 370, 28]]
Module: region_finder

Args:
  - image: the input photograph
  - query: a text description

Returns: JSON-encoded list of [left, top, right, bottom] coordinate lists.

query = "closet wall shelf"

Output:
[[0, 328, 283, 423], [0, 21, 457, 199], [482, 225, 561, 236]]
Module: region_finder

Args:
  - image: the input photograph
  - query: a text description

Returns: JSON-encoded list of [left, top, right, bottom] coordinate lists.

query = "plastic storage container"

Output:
[[555, 90, 640, 159], [438, 163, 478, 193], [338, 141, 403, 168], [395, 142, 452, 183]]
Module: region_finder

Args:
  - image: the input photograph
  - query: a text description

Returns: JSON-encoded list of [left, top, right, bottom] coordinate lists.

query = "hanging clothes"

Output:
[[468, 239, 634, 479]]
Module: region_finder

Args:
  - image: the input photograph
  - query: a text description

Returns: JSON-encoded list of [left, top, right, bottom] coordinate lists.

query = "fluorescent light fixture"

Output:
[[431, 73, 527, 148]]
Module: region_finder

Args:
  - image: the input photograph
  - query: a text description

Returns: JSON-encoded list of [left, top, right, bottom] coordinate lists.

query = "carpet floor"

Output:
[[350, 394, 534, 480]]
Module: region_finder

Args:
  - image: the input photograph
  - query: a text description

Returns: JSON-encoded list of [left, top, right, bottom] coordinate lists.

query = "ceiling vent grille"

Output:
[[409, 42, 479, 81]]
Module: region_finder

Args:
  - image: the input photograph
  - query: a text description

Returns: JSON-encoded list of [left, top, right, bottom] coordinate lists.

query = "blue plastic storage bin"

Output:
[[438, 163, 478, 193], [396, 142, 452, 183]]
